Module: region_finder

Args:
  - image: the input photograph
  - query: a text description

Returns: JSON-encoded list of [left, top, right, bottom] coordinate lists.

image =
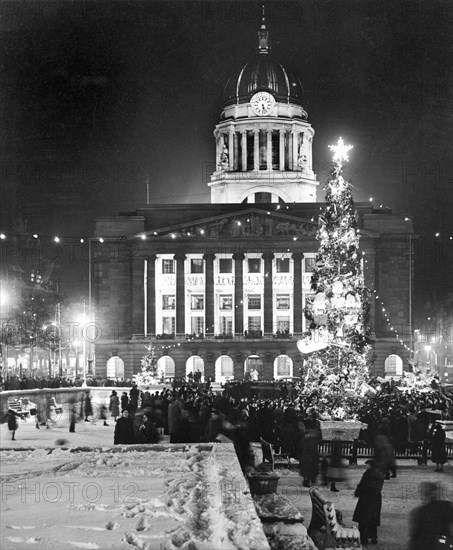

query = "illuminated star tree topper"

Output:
[[328, 137, 353, 168]]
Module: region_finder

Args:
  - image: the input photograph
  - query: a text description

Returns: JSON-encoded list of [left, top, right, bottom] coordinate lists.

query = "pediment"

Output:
[[140, 208, 318, 239]]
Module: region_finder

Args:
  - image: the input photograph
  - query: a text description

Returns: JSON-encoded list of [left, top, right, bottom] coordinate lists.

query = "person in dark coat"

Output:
[[114, 409, 136, 444], [429, 423, 447, 472], [408, 481, 453, 550], [137, 413, 159, 444], [129, 384, 140, 414], [374, 419, 396, 479], [109, 390, 120, 421], [299, 408, 321, 487], [353, 458, 384, 545], [84, 391, 93, 422], [121, 392, 129, 412], [6, 409, 19, 440]]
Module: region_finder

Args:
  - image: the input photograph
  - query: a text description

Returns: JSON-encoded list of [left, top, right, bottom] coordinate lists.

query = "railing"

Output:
[[272, 440, 453, 468]]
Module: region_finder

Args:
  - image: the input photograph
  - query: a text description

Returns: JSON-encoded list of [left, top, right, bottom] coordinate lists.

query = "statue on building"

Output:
[[219, 143, 229, 170]]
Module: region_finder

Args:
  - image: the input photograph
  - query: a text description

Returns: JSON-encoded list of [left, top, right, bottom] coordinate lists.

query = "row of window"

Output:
[[161, 315, 291, 335], [162, 293, 292, 311], [162, 257, 316, 274]]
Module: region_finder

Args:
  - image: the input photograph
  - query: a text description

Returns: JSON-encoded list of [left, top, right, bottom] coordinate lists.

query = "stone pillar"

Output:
[[174, 253, 186, 336], [292, 253, 304, 334], [266, 130, 273, 170], [146, 255, 157, 336], [233, 132, 239, 171], [204, 253, 215, 336], [219, 134, 225, 169], [363, 249, 376, 336], [131, 256, 145, 335], [263, 252, 274, 334], [253, 130, 259, 171], [279, 130, 285, 171], [228, 131, 234, 171], [233, 253, 245, 335], [292, 130, 298, 170], [215, 134, 220, 170], [241, 131, 247, 171]]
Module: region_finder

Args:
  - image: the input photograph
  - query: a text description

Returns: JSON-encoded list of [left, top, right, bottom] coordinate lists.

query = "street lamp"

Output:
[[73, 339, 80, 379]]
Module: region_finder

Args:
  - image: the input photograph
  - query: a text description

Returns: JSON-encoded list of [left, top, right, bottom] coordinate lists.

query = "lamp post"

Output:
[[0, 285, 9, 381], [73, 339, 80, 379]]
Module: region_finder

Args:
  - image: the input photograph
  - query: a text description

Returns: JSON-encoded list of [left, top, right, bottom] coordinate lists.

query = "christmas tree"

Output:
[[302, 138, 372, 397], [133, 340, 159, 386]]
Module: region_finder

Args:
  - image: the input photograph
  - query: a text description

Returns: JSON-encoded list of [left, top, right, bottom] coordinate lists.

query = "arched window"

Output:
[[215, 355, 234, 382], [244, 355, 263, 380], [186, 355, 205, 382], [156, 356, 175, 380], [384, 354, 403, 377], [273, 355, 293, 380], [106, 356, 125, 380]]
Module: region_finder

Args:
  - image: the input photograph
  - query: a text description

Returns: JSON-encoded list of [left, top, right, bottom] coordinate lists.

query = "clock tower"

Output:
[[209, 13, 319, 204]]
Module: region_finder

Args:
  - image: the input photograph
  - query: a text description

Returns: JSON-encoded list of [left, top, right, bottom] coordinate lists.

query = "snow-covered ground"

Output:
[[1, 415, 269, 550]]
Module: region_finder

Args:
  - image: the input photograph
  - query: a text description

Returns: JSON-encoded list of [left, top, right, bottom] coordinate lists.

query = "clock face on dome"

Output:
[[250, 91, 275, 116]]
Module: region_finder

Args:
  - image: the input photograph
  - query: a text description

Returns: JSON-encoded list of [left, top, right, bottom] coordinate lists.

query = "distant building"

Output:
[[92, 17, 414, 381]]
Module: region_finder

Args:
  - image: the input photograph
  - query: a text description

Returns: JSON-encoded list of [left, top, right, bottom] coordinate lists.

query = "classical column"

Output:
[[292, 252, 304, 334], [204, 253, 215, 335], [233, 253, 245, 335], [174, 253, 186, 336], [279, 129, 285, 171], [292, 130, 298, 170], [131, 256, 145, 335], [233, 132, 239, 171], [228, 130, 234, 171], [253, 130, 259, 170], [363, 249, 376, 335], [215, 134, 220, 170], [263, 252, 274, 334], [146, 254, 157, 336], [241, 131, 247, 171], [266, 130, 272, 170], [219, 134, 225, 169]]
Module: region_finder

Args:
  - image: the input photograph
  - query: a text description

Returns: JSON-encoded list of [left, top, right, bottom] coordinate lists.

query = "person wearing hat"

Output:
[[353, 459, 384, 545]]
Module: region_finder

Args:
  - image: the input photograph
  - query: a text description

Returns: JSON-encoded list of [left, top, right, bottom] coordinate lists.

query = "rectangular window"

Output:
[[304, 257, 316, 272], [248, 258, 261, 273], [191, 294, 204, 310], [191, 258, 204, 273], [219, 295, 233, 310], [276, 258, 290, 273], [162, 295, 175, 310], [219, 316, 233, 335], [276, 294, 290, 309], [162, 259, 175, 274], [219, 258, 232, 273], [191, 317, 204, 335], [162, 317, 175, 334], [248, 294, 261, 309], [247, 316, 261, 331], [276, 316, 290, 332]]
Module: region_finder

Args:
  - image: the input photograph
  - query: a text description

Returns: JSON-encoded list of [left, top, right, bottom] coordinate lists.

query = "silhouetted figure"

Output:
[[429, 423, 447, 472], [408, 482, 453, 550], [114, 410, 136, 444], [353, 458, 384, 546]]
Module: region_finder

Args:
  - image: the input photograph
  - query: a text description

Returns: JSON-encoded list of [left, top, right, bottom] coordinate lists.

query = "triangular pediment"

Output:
[[139, 208, 318, 239]]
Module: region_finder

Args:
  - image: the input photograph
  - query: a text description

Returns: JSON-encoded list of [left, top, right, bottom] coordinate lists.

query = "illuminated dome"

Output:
[[223, 12, 304, 108], [224, 57, 304, 107]]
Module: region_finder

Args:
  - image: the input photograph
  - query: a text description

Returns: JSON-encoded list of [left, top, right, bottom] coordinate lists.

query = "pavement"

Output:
[[1, 414, 452, 550]]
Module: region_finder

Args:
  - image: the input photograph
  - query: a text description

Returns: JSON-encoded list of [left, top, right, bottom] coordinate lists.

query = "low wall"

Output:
[[0, 387, 134, 421]]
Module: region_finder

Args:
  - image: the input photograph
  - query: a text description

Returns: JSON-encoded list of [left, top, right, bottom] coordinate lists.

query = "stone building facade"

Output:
[[92, 17, 414, 382]]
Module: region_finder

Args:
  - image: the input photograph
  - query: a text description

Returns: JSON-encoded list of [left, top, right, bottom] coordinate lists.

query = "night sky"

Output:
[[1, 0, 452, 313]]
